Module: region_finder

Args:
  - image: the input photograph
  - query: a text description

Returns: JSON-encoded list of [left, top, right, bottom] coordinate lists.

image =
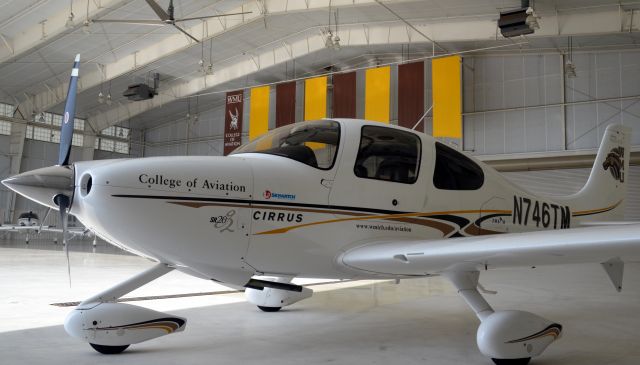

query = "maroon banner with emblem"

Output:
[[223, 90, 244, 155]]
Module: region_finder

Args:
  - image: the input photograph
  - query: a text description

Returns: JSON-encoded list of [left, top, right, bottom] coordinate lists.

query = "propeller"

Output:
[[56, 54, 81, 286], [91, 0, 252, 42], [54, 194, 71, 286]]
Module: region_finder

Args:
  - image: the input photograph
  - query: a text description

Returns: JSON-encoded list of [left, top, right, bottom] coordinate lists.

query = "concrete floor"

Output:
[[1, 239, 640, 365]]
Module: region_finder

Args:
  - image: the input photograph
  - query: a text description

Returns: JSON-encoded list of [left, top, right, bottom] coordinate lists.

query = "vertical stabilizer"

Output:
[[571, 124, 631, 220]]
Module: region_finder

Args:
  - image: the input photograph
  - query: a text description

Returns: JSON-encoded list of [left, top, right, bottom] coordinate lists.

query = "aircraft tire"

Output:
[[257, 306, 282, 312], [491, 358, 531, 365], [89, 343, 130, 354]]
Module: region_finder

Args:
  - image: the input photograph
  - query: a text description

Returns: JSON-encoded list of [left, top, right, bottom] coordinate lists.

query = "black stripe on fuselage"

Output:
[[426, 214, 470, 229], [111, 194, 407, 216]]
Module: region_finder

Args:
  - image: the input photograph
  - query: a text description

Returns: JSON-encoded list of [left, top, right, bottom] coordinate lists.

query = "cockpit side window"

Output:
[[354, 126, 421, 184], [433, 142, 484, 190], [231, 120, 340, 170]]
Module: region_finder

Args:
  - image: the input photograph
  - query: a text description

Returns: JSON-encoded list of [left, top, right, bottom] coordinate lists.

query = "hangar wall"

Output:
[[463, 50, 640, 154], [143, 61, 434, 156], [0, 134, 11, 222], [144, 49, 639, 158]]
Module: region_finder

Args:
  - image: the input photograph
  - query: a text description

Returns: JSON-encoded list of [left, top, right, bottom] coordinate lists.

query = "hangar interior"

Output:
[[1, 1, 640, 365]]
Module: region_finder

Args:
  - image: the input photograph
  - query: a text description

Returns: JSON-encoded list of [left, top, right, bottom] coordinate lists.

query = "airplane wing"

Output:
[[0, 225, 39, 232], [0, 225, 90, 237], [340, 224, 640, 277]]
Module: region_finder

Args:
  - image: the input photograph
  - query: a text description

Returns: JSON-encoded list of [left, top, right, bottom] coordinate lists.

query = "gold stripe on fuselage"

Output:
[[168, 200, 511, 236], [572, 200, 622, 217], [254, 209, 512, 235]]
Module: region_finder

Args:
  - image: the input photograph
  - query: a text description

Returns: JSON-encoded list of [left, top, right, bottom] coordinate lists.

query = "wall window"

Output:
[[433, 142, 484, 190], [25, 122, 83, 146], [98, 126, 130, 155], [0, 120, 11, 135], [74, 118, 84, 131], [0, 103, 14, 117], [100, 138, 114, 151], [32, 126, 52, 142], [72, 133, 84, 147], [354, 125, 421, 184], [114, 141, 129, 154], [102, 126, 115, 136]]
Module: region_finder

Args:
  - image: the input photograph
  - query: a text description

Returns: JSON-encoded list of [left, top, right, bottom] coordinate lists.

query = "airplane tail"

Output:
[[566, 124, 631, 221]]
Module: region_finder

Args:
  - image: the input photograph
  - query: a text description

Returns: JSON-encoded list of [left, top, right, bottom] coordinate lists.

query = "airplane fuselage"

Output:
[[68, 120, 621, 286]]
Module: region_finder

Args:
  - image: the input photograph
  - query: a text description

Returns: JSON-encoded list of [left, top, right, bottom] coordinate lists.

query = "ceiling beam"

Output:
[[26, 0, 419, 121], [87, 4, 640, 131], [0, 0, 133, 63]]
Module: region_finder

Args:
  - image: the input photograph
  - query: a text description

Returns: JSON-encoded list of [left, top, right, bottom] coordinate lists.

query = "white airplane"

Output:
[[3, 55, 640, 365], [0, 210, 92, 243]]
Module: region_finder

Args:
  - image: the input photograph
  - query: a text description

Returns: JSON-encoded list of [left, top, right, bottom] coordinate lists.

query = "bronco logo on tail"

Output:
[[603, 147, 624, 182]]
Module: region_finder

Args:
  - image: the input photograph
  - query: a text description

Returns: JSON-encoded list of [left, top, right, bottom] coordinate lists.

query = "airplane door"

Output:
[[329, 125, 428, 216]]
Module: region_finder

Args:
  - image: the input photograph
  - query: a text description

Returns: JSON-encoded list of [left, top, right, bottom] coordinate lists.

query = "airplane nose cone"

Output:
[[2, 165, 74, 210]]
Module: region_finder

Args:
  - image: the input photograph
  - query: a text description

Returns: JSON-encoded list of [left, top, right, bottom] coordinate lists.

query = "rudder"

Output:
[[571, 124, 631, 220]]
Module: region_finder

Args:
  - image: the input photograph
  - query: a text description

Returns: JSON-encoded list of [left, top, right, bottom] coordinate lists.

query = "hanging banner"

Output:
[[398, 61, 425, 130], [304, 76, 327, 120], [276, 81, 296, 127], [432, 55, 462, 138], [223, 90, 244, 155], [332, 72, 357, 118], [249, 86, 270, 141], [364, 66, 390, 123]]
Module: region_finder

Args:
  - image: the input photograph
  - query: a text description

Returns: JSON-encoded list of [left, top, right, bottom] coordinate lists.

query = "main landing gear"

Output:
[[245, 276, 313, 312], [64, 263, 186, 354], [443, 270, 562, 365]]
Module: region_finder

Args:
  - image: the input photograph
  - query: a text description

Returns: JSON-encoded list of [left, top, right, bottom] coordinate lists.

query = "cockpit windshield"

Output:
[[231, 120, 340, 170]]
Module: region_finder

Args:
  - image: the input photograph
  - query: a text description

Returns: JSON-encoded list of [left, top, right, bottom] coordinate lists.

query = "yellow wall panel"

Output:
[[249, 86, 270, 141], [432, 55, 462, 138], [304, 76, 327, 120], [364, 66, 390, 123]]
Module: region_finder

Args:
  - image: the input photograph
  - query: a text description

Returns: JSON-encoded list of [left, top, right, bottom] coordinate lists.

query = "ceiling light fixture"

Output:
[[565, 36, 577, 78], [525, 6, 540, 30], [82, 0, 91, 34], [98, 91, 105, 104], [82, 20, 91, 34], [106, 80, 113, 105], [65, 0, 75, 28], [333, 9, 341, 50], [565, 60, 577, 78], [206, 38, 214, 75], [325, 31, 334, 49]]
